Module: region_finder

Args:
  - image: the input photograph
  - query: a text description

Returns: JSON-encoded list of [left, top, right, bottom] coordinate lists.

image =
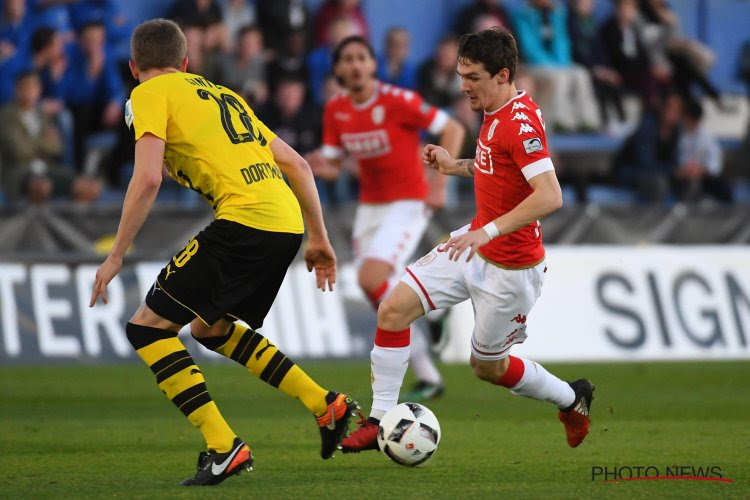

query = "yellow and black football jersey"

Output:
[[126, 71, 303, 234]]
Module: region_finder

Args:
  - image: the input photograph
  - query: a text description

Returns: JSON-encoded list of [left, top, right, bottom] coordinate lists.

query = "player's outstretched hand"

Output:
[[89, 254, 123, 306], [445, 229, 490, 262], [304, 237, 337, 292]]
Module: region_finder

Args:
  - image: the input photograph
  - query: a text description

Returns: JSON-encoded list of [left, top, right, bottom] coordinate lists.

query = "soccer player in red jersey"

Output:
[[311, 36, 465, 400], [341, 27, 594, 453]]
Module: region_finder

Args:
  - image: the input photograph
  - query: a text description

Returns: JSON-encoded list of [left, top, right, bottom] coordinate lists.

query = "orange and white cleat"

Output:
[[181, 437, 253, 486]]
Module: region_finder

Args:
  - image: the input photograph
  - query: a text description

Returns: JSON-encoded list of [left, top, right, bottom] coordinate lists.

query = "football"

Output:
[[377, 402, 441, 466]]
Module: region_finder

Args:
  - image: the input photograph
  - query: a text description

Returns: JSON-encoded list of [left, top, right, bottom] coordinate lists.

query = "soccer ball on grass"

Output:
[[377, 402, 441, 466]]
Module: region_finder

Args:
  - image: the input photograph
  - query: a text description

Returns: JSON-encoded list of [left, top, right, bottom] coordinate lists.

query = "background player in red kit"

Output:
[[341, 27, 594, 452], [311, 36, 465, 400]]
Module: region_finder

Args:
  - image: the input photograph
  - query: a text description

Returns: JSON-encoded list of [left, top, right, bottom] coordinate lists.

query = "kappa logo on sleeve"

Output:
[[522, 137, 543, 154], [518, 123, 535, 135]]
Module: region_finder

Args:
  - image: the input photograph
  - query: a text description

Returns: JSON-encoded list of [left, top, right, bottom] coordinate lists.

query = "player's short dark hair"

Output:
[[332, 35, 375, 65], [458, 27, 518, 81], [30, 27, 56, 55], [130, 18, 187, 71]]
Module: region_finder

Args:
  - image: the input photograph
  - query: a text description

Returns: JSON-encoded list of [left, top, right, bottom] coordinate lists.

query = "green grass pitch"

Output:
[[1, 361, 748, 498]]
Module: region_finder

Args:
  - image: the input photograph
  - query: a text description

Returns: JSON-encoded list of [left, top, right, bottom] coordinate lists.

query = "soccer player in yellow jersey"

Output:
[[88, 19, 358, 486]]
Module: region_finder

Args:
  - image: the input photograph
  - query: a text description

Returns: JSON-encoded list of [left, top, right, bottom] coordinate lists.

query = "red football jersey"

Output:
[[470, 90, 554, 268], [322, 82, 448, 203]]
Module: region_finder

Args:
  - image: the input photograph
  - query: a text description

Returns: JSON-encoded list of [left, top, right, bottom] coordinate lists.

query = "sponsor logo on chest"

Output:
[[341, 130, 391, 159], [474, 137, 493, 174]]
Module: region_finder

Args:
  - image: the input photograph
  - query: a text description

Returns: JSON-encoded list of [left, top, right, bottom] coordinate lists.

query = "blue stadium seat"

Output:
[[549, 133, 623, 153], [586, 185, 636, 205]]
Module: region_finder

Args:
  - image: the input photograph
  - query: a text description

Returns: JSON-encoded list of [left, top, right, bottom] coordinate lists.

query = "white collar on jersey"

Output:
[[484, 90, 527, 116], [350, 81, 381, 110]]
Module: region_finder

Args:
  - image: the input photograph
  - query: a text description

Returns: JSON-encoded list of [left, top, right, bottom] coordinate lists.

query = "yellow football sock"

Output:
[[197, 323, 329, 416], [126, 322, 236, 452]]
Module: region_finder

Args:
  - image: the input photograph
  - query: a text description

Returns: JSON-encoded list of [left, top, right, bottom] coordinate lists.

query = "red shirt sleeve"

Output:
[[504, 110, 550, 169], [397, 90, 441, 131]]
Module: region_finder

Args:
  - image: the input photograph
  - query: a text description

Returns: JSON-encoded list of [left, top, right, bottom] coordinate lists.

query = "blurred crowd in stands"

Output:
[[0, 0, 748, 206]]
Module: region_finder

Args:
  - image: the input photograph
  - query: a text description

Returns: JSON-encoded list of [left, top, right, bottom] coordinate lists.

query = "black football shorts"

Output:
[[146, 218, 302, 328]]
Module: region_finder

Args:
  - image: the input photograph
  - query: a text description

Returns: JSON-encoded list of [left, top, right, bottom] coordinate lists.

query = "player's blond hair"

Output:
[[130, 18, 187, 71]]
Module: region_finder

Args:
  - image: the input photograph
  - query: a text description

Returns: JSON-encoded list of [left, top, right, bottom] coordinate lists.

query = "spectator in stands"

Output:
[[307, 16, 362, 104], [64, 21, 124, 172], [28, 0, 74, 42], [216, 24, 268, 106], [221, 0, 257, 45], [0, 26, 75, 168], [267, 27, 308, 91], [675, 99, 732, 202], [597, 0, 666, 115], [453, 0, 512, 35], [0, 71, 100, 204], [637, 0, 722, 106], [0, 26, 66, 104], [258, 77, 321, 155], [68, 0, 130, 58], [183, 25, 207, 75], [256, 0, 310, 56], [0, 0, 33, 63], [377, 27, 417, 89], [417, 35, 462, 108], [171, 0, 226, 52], [613, 92, 683, 202], [513, 0, 600, 131], [170, 0, 222, 30], [567, 0, 626, 134], [314, 0, 368, 47]]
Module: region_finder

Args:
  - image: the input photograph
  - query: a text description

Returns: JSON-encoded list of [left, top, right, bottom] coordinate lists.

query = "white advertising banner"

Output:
[[2, 246, 749, 363], [441, 246, 750, 362], [0, 262, 354, 361]]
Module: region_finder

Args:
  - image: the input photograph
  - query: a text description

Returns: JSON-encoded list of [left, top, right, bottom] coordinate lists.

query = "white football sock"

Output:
[[370, 344, 410, 420], [510, 357, 575, 409]]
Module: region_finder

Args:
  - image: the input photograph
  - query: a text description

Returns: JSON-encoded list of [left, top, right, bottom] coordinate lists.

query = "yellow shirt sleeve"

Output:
[[131, 87, 168, 141]]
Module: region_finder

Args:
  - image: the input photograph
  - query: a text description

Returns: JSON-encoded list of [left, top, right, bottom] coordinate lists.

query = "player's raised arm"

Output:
[[270, 136, 337, 291], [90, 133, 164, 306]]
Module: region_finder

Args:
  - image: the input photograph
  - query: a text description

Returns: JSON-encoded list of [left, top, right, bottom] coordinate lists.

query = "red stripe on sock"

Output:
[[405, 267, 436, 310], [366, 281, 389, 310], [374, 327, 410, 348], [495, 355, 525, 388]]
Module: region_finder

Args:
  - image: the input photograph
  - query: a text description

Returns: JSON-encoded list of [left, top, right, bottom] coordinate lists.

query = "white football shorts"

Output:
[[352, 200, 431, 270], [401, 224, 545, 361]]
